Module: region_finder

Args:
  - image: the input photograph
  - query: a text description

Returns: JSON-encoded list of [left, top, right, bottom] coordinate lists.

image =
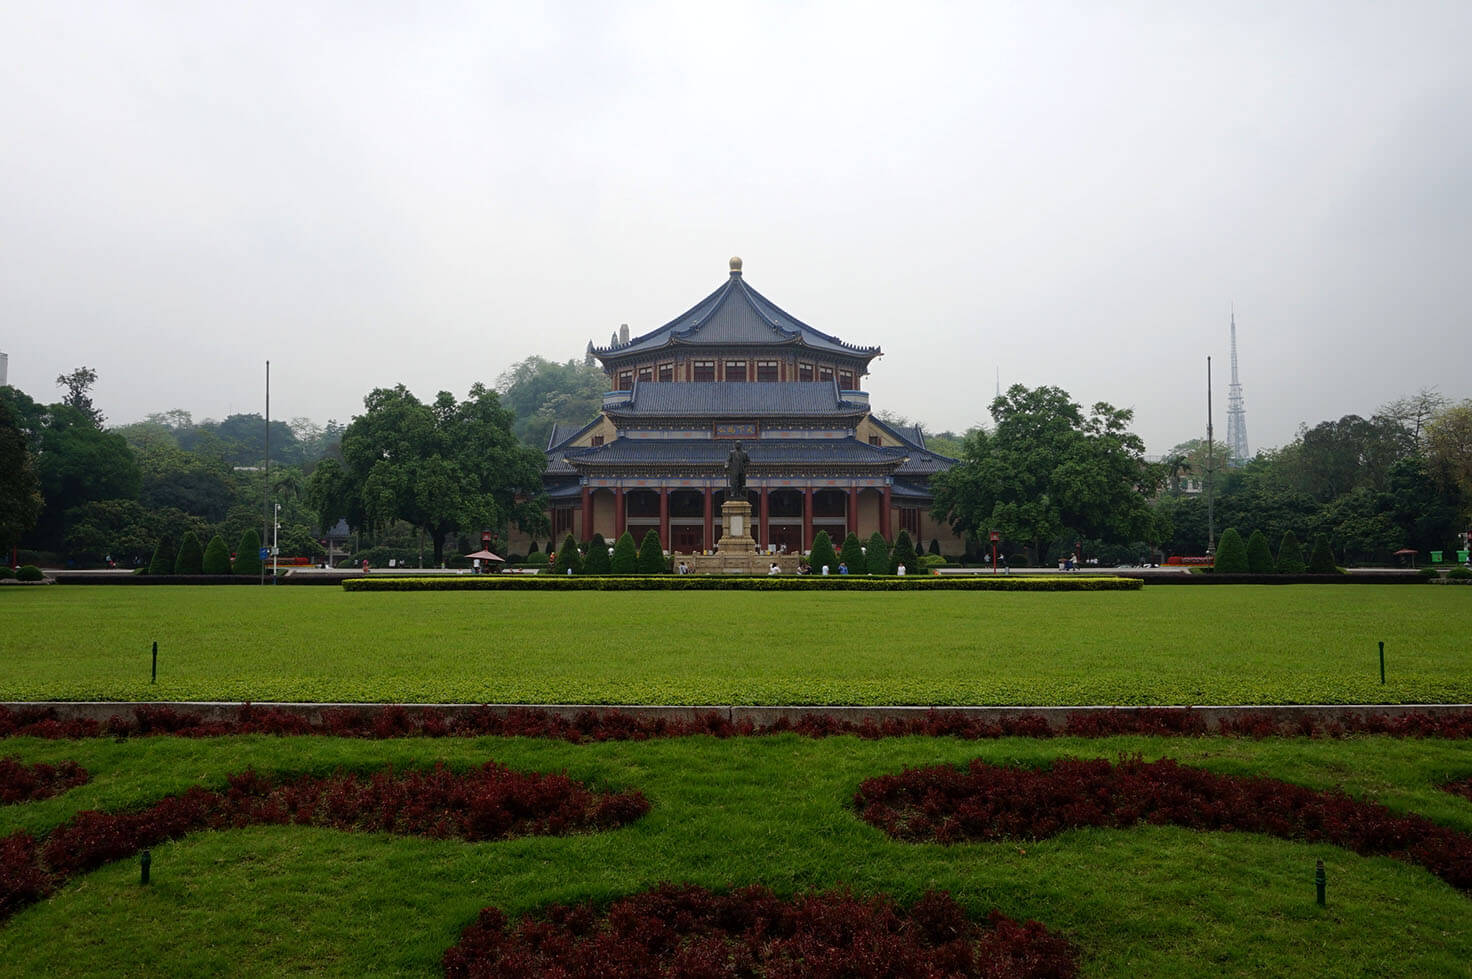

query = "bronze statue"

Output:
[[726, 441, 750, 495]]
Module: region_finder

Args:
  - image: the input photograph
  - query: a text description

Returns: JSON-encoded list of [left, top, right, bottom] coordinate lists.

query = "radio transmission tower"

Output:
[[1225, 308, 1249, 465]]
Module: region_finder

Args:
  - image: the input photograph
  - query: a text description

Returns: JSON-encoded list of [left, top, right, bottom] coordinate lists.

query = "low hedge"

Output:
[[1128, 572, 1422, 585], [15, 565, 44, 583], [344, 575, 1143, 592]]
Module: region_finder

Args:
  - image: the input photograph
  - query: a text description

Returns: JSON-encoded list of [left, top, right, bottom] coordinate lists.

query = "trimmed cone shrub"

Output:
[[610, 532, 638, 574], [808, 531, 837, 573], [174, 532, 204, 575], [233, 529, 262, 576], [583, 533, 610, 574], [840, 532, 865, 573], [891, 529, 919, 574], [147, 536, 175, 575], [1308, 533, 1338, 573], [552, 533, 582, 576], [928, 537, 941, 555], [865, 531, 890, 575], [1245, 530, 1273, 574], [527, 540, 539, 554], [1213, 528, 1248, 573], [201, 534, 232, 575], [636, 529, 666, 574], [1276, 531, 1306, 574]]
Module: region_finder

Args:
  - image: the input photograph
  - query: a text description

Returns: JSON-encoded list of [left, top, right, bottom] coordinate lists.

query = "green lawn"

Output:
[[2, 733, 1470, 976], [0, 585, 1467, 705]]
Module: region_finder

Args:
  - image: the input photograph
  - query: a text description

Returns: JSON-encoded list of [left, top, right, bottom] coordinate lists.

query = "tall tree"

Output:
[[309, 384, 548, 565], [931, 385, 1162, 561], [0, 399, 42, 554], [496, 356, 608, 449], [55, 367, 104, 427], [1426, 400, 1472, 522]]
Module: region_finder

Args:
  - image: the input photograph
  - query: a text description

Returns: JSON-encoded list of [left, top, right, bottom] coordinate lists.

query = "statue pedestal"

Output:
[[685, 497, 799, 575], [717, 499, 757, 555]]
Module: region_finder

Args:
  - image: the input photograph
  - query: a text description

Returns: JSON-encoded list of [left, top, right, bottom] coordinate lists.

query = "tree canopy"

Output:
[[931, 384, 1162, 559], [307, 383, 548, 565], [496, 356, 608, 449]]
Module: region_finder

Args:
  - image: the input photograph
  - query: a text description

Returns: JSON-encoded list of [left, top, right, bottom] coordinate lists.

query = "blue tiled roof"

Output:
[[595, 268, 880, 361], [564, 437, 909, 469], [605, 381, 866, 418]]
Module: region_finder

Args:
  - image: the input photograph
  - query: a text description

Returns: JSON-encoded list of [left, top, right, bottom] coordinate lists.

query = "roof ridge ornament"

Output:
[[729, 256, 742, 276]]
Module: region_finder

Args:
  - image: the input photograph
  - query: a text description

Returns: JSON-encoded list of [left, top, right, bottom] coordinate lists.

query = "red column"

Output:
[[659, 488, 670, 552], [759, 487, 770, 550], [581, 487, 593, 541], [847, 487, 859, 536], [615, 487, 625, 539], [881, 485, 892, 540], [703, 488, 713, 552], [802, 487, 813, 551]]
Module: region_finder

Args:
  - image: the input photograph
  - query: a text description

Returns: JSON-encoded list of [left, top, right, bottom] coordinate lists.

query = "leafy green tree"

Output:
[[202, 534, 232, 574], [1285, 414, 1413, 500], [234, 529, 263, 576], [174, 532, 204, 575], [839, 532, 865, 572], [496, 356, 608, 449], [1276, 531, 1306, 574], [584, 533, 610, 574], [55, 367, 104, 427], [932, 385, 1162, 562], [1213, 528, 1248, 573], [865, 531, 890, 575], [1245, 530, 1274, 574], [808, 531, 837, 572], [148, 535, 175, 575], [611, 532, 638, 574], [1307, 533, 1338, 573], [890, 529, 919, 574], [25, 403, 142, 551], [0, 399, 41, 555], [553, 533, 583, 575], [308, 384, 548, 565], [63, 501, 207, 566], [636, 529, 666, 574], [1426, 400, 1472, 522]]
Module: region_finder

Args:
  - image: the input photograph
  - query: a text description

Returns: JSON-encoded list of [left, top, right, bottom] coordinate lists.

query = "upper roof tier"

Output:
[[593, 258, 882, 366]]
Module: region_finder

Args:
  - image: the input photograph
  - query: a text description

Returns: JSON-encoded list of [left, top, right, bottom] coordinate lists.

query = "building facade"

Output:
[[538, 258, 961, 554]]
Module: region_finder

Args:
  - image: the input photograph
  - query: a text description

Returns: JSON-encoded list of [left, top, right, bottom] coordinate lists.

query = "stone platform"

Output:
[[684, 499, 801, 575]]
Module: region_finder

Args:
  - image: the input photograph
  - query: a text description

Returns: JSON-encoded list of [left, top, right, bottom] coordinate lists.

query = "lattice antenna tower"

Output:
[[1226, 306, 1249, 464]]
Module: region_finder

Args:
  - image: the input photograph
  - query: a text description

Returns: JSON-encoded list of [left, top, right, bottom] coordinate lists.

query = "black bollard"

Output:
[[151, 641, 157, 684], [141, 850, 151, 885], [1315, 858, 1325, 906]]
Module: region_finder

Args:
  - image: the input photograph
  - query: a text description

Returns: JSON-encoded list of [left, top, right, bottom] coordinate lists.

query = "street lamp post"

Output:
[[272, 504, 280, 583]]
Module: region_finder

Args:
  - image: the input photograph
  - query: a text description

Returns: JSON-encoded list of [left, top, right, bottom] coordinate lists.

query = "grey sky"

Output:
[[2, 1, 1468, 454]]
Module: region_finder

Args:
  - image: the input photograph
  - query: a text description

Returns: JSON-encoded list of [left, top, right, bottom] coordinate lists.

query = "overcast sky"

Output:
[[2, 1, 1468, 454]]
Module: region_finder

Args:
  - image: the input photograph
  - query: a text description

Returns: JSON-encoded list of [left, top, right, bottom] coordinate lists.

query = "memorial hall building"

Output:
[[539, 258, 962, 554]]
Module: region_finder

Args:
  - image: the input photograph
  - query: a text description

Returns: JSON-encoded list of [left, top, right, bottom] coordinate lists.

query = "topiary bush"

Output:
[[1446, 566, 1472, 581], [1245, 530, 1273, 574], [1213, 528, 1248, 574], [173, 532, 204, 575], [919, 554, 947, 569], [522, 551, 549, 566], [928, 537, 941, 555], [583, 533, 610, 575], [1276, 531, 1306, 574], [1008, 554, 1029, 568], [611, 532, 638, 574], [636, 529, 666, 574], [234, 529, 263, 576], [147, 536, 174, 575], [865, 531, 890, 575], [201, 534, 232, 575], [16, 564, 44, 582], [890, 529, 918, 574], [808, 531, 837, 573], [840, 532, 865, 573], [0, 566, 14, 579], [1308, 534, 1338, 574], [552, 533, 583, 576]]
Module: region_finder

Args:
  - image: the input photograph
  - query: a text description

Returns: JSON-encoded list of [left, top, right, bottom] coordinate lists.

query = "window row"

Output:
[[615, 362, 860, 388]]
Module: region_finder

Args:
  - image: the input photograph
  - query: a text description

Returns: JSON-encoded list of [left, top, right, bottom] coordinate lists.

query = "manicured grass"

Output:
[[1, 585, 1468, 705], [1, 733, 1470, 976]]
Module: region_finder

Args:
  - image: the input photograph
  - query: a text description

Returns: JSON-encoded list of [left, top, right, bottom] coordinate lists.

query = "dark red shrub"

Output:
[[2, 763, 648, 923], [442, 884, 1078, 978], [856, 756, 1472, 892], [1444, 776, 1472, 804], [0, 757, 89, 805]]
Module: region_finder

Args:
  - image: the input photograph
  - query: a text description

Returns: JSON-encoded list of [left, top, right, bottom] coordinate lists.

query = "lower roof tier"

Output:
[[561, 437, 910, 472]]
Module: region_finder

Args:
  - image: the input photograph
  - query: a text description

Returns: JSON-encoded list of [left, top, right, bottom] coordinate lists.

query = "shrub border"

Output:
[[340, 575, 1144, 592], [4, 702, 1471, 740]]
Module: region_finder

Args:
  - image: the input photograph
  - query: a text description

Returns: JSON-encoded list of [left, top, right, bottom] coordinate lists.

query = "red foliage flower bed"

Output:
[[443, 883, 1078, 978], [856, 757, 1472, 893], [0, 762, 647, 921], [1444, 776, 1472, 803], [4, 704, 1472, 743], [0, 756, 89, 805]]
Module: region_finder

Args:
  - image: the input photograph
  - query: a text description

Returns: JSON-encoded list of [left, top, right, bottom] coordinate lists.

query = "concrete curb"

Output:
[[5, 701, 1471, 733]]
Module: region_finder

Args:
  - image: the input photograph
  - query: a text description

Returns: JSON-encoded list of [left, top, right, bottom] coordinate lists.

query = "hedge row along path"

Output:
[[5, 703, 1472, 741], [341, 574, 1143, 591], [0, 757, 88, 806], [443, 884, 1079, 978], [855, 756, 1472, 892], [0, 762, 649, 922]]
